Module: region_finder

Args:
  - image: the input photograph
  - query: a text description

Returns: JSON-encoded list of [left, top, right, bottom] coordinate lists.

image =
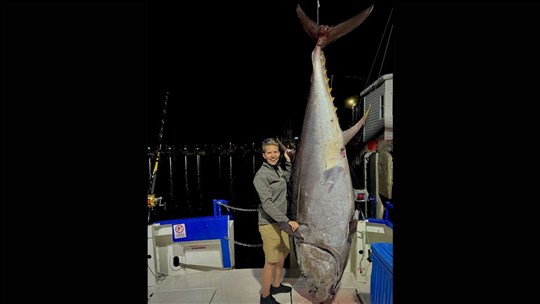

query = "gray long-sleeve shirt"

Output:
[[253, 161, 291, 225]]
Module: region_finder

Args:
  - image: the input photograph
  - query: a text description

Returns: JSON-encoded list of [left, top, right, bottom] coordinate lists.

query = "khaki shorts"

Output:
[[259, 223, 291, 263]]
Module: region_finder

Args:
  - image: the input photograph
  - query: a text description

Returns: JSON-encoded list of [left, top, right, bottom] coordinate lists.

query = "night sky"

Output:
[[148, 0, 394, 147], [5, 4, 540, 301]]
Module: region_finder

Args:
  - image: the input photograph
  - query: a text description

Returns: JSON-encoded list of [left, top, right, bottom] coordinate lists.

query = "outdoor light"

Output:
[[345, 95, 359, 124], [345, 96, 357, 109]]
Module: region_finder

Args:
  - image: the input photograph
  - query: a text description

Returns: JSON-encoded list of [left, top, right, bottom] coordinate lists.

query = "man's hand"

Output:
[[288, 220, 299, 232], [284, 149, 292, 163]]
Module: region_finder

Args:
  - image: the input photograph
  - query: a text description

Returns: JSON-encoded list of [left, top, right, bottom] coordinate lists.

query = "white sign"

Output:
[[173, 223, 187, 238]]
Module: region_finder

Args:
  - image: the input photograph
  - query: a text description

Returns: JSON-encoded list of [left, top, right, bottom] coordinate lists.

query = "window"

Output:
[[379, 96, 384, 119]]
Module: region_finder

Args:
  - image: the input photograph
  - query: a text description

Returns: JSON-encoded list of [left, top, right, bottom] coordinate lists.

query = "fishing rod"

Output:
[[147, 91, 169, 209]]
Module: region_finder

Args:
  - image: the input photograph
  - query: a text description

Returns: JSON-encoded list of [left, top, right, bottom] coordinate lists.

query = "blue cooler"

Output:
[[370, 242, 393, 304]]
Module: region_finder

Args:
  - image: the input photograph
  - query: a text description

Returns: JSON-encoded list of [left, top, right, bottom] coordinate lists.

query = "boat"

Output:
[[147, 197, 393, 304]]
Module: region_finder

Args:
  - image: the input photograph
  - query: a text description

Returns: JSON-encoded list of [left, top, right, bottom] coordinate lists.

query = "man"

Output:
[[253, 138, 299, 304]]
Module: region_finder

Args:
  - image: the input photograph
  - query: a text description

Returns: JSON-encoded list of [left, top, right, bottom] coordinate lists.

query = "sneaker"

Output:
[[270, 283, 292, 295], [260, 294, 280, 304]]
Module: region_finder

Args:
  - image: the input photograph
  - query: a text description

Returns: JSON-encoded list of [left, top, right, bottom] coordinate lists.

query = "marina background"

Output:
[[147, 143, 368, 269]]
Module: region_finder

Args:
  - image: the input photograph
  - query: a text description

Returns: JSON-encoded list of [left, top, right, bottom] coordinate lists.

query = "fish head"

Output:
[[295, 222, 347, 304], [297, 242, 341, 303]]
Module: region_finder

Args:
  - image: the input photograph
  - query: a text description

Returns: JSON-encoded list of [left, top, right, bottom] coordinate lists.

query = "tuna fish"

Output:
[[288, 4, 374, 303]]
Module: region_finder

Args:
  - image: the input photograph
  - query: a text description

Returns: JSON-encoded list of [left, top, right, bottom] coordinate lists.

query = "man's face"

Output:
[[262, 144, 280, 166]]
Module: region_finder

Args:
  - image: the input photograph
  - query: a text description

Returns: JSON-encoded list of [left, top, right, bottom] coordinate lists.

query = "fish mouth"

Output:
[[309, 281, 337, 304]]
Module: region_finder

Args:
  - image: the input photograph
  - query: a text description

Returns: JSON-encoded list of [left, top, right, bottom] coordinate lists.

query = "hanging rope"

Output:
[[316, 0, 320, 24], [364, 7, 393, 90], [377, 24, 393, 80]]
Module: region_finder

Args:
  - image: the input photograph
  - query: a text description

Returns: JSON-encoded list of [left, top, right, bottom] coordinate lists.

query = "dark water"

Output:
[[148, 149, 269, 269]]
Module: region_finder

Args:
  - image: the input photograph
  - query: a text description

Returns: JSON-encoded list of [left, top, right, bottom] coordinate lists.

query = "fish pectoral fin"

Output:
[[278, 221, 305, 241], [343, 104, 372, 145]]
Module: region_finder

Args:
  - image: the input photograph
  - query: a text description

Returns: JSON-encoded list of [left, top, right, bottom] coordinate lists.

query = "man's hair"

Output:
[[262, 138, 279, 151]]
